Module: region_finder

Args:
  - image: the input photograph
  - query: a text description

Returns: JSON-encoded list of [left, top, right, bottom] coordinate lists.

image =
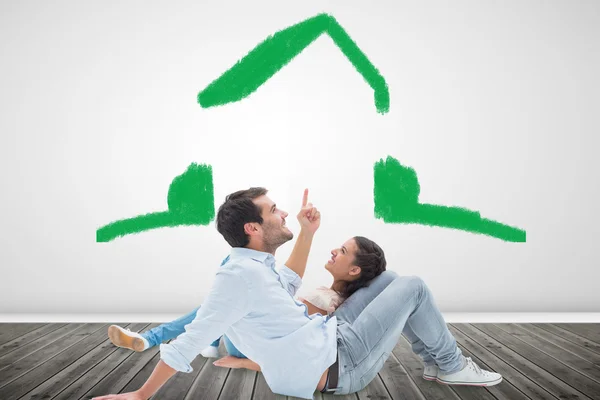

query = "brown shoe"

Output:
[[108, 325, 147, 352]]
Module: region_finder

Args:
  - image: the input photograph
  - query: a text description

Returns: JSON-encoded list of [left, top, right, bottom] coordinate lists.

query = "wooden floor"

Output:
[[1, 323, 599, 400]]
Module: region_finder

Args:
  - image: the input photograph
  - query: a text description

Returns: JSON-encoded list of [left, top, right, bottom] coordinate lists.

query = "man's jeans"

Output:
[[331, 271, 464, 394], [140, 307, 246, 358]]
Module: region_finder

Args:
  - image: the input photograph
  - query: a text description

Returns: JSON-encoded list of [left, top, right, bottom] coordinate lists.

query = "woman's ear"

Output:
[[349, 266, 361, 277]]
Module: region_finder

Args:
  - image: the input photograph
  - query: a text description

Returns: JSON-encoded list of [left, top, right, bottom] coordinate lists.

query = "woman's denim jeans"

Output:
[[330, 271, 463, 394]]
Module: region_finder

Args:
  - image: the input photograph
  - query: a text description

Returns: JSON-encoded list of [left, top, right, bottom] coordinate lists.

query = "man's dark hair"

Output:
[[216, 187, 268, 247]]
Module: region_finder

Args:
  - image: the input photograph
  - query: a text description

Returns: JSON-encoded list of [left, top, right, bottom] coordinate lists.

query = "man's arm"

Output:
[[284, 189, 321, 279], [93, 269, 251, 400], [284, 229, 314, 279], [137, 360, 177, 398]]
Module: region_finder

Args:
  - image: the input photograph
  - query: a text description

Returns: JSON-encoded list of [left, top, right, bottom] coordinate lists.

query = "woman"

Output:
[[217, 234, 386, 372], [107, 235, 387, 367]]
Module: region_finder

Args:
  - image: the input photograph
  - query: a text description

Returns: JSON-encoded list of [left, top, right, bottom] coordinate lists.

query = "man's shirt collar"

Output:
[[230, 247, 275, 267]]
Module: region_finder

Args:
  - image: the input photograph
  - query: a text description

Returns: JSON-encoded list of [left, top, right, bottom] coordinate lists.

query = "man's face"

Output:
[[253, 195, 293, 248]]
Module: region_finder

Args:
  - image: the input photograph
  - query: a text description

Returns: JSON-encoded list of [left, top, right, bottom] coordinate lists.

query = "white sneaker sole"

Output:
[[436, 376, 503, 386], [108, 325, 145, 352], [423, 374, 437, 381]]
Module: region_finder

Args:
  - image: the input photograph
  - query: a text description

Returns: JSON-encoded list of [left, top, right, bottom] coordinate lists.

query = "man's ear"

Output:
[[244, 222, 260, 236]]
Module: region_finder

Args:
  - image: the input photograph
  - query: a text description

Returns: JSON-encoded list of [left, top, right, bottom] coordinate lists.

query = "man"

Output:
[[94, 187, 501, 400]]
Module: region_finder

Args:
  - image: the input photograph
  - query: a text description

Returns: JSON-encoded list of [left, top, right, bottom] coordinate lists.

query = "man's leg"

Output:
[[335, 276, 500, 394], [108, 307, 209, 352], [141, 307, 243, 358]]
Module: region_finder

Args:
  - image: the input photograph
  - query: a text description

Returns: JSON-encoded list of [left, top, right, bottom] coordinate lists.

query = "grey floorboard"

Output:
[[378, 352, 425, 400], [0, 323, 86, 370], [1, 323, 599, 400], [79, 323, 159, 399], [450, 324, 552, 400], [185, 354, 230, 399], [520, 324, 600, 365], [356, 374, 392, 400], [0, 323, 66, 358], [25, 323, 136, 400], [217, 368, 256, 400], [52, 323, 152, 400], [495, 323, 600, 383], [0, 323, 106, 399], [0, 324, 47, 347], [450, 333, 529, 400], [474, 323, 600, 399], [554, 324, 600, 345], [121, 346, 164, 393], [458, 323, 591, 400], [540, 324, 600, 356], [420, 328, 498, 400], [252, 372, 286, 400], [152, 351, 208, 400], [393, 334, 461, 400]]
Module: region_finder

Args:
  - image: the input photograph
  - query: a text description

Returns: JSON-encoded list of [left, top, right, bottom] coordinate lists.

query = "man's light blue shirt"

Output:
[[160, 247, 338, 399]]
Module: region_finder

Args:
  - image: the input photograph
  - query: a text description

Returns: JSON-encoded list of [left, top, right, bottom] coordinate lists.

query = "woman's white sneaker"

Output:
[[423, 365, 439, 381], [437, 357, 502, 386]]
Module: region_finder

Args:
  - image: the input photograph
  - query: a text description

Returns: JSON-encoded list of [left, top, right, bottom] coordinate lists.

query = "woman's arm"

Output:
[[301, 299, 328, 316]]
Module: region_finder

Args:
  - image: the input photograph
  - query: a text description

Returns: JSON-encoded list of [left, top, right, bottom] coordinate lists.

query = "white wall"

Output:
[[1, 0, 598, 314]]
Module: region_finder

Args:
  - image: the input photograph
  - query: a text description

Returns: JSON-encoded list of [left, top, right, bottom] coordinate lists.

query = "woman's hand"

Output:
[[213, 355, 248, 369]]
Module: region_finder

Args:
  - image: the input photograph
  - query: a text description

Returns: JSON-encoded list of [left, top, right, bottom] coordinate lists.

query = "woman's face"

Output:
[[325, 238, 361, 281]]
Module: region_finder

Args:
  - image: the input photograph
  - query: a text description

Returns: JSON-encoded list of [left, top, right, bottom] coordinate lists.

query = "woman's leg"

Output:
[[401, 322, 437, 367], [333, 271, 436, 366], [332, 270, 399, 323], [335, 276, 464, 393]]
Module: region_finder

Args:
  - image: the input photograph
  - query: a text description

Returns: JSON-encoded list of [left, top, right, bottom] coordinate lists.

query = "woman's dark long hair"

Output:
[[335, 236, 387, 301]]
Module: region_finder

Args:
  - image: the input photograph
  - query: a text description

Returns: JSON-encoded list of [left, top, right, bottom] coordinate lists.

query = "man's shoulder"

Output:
[[220, 257, 265, 279]]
